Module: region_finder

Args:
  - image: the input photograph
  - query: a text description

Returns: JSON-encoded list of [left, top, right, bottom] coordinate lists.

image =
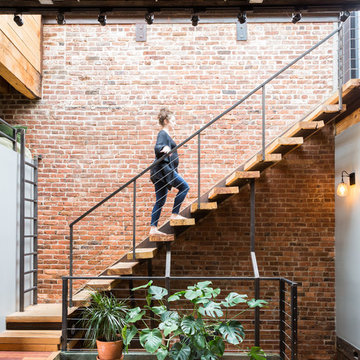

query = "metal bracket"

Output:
[[236, 21, 247, 41], [136, 23, 147, 42]]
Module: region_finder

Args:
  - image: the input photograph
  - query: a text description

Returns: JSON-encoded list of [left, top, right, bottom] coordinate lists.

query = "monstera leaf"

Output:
[[198, 301, 223, 318], [218, 320, 245, 345], [180, 315, 202, 336], [126, 307, 145, 323], [139, 328, 163, 353], [208, 337, 225, 358], [156, 347, 169, 360], [248, 346, 266, 360], [170, 342, 191, 360], [149, 285, 168, 300], [221, 292, 248, 308], [247, 299, 268, 308], [122, 324, 138, 352]]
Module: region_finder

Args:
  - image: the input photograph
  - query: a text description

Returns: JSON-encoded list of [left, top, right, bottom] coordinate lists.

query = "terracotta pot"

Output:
[[96, 338, 123, 360]]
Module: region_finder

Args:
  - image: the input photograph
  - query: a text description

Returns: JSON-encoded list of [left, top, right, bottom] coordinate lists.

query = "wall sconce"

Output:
[[337, 170, 356, 197]]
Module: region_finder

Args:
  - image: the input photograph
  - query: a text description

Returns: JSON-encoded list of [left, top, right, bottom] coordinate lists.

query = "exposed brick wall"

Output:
[[147, 125, 335, 360], [0, 21, 336, 307]]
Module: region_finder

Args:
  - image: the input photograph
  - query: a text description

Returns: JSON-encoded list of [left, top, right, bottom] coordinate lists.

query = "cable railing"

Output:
[[61, 275, 298, 360], [68, 23, 344, 306]]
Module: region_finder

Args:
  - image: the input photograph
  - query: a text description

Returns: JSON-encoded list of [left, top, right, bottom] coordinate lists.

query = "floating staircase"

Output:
[[69, 79, 360, 306], [1, 79, 359, 351]]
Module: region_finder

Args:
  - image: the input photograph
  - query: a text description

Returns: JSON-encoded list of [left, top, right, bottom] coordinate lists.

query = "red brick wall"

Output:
[[0, 21, 336, 307]]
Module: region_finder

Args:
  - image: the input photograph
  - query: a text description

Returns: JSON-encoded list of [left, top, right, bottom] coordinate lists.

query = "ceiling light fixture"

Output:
[[13, 14, 23, 26], [291, 11, 302, 24], [56, 11, 66, 25], [237, 11, 247, 24], [145, 11, 154, 25], [339, 10, 351, 22], [98, 11, 107, 26]]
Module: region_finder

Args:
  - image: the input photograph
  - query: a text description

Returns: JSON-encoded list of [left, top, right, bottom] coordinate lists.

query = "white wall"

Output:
[[0, 145, 34, 332], [335, 121, 360, 349]]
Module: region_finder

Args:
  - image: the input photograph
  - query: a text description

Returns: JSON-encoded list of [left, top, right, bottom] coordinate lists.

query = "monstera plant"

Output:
[[122, 281, 268, 360]]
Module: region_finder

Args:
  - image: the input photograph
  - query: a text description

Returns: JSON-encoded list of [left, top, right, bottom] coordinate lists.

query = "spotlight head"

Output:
[[56, 11, 65, 25], [339, 10, 350, 22], [145, 11, 154, 25], [237, 11, 247, 24], [191, 14, 199, 26], [291, 12, 302, 24], [13, 14, 23, 26], [98, 12, 107, 26]]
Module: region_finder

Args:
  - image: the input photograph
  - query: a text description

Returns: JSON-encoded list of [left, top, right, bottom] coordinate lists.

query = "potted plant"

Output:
[[80, 291, 130, 360], [122, 280, 268, 360]]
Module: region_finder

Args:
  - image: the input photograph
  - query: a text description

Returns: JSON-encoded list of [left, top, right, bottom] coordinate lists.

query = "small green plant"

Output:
[[80, 291, 130, 348], [123, 281, 268, 360]]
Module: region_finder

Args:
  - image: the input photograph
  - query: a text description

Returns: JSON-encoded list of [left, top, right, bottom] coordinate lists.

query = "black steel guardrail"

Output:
[[67, 23, 344, 306], [61, 275, 297, 360]]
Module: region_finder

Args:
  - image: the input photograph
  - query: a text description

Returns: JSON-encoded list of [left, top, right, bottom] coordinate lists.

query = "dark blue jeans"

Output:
[[150, 172, 190, 227]]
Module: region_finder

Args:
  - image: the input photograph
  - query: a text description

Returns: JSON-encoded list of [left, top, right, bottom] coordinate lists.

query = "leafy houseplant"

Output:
[[80, 291, 130, 360], [123, 281, 268, 360]]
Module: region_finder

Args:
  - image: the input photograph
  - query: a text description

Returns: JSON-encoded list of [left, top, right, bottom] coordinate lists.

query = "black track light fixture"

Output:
[[339, 10, 350, 22], [291, 11, 302, 24], [191, 14, 199, 26], [237, 11, 247, 24], [56, 11, 65, 25], [98, 11, 107, 26], [13, 13, 23, 26], [145, 11, 154, 25]]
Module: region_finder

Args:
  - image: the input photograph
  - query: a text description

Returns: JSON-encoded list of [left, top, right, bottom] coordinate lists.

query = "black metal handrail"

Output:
[[68, 24, 344, 305], [61, 275, 298, 359]]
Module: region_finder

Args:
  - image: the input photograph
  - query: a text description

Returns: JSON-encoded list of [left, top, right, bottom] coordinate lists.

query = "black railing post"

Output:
[[262, 85, 266, 160], [33, 156, 39, 305], [338, 21, 344, 110], [69, 224, 73, 307], [291, 284, 298, 360], [165, 242, 171, 309], [133, 180, 136, 260], [62, 277, 68, 351], [197, 133, 201, 208], [254, 278, 260, 347], [279, 279, 285, 359], [19, 129, 25, 312]]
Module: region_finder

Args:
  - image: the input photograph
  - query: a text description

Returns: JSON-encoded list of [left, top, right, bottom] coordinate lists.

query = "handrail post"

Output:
[[133, 180, 136, 260], [197, 133, 201, 208], [254, 278, 260, 347], [338, 21, 344, 110], [61, 277, 68, 351], [69, 225, 73, 307], [19, 129, 25, 312], [291, 284, 298, 360], [279, 279, 285, 359], [262, 85, 266, 161], [33, 156, 39, 305]]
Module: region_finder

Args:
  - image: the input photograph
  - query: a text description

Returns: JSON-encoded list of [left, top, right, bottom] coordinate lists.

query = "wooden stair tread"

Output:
[[265, 136, 303, 155], [169, 217, 195, 226], [86, 278, 116, 290], [72, 289, 96, 306], [6, 304, 77, 323], [127, 247, 157, 260], [208, 187, 239, 201], [283, 120, 324, 138], [106, 261, 139, 275], [149, 233, 174, 242], [0, 330, 61, 344], [190, 202, 218, 214], [244, 153, 282, 172], [225, 171, 260, 187]]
